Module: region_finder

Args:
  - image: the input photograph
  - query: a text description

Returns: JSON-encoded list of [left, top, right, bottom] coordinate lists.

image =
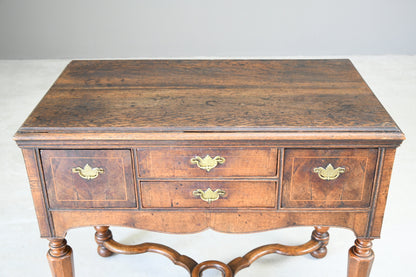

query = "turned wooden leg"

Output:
[[310, 226, 330, 259], [94, 226, 113, 257], [47, 238, 74, 277], [348, 239, 374, 277]]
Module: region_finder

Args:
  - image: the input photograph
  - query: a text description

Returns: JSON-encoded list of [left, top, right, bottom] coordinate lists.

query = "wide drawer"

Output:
[[41, 150, 136, 209], [137, 147, 278, 178], [281, 148, 378, 209], [140, 181, 277, 209]]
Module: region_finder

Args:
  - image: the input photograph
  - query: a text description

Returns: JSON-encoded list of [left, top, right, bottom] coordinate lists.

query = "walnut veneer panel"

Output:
[[140, 181, 277, 209], [41, 150, 136, 209], [137, 147, 278, 178], [50, 210, 370, 237], [14, 60, 405, 277], [282, 149, 378, 209]]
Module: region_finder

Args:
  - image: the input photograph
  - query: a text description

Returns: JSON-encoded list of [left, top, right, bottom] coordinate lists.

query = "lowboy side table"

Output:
[[15, 60, 404, 277]]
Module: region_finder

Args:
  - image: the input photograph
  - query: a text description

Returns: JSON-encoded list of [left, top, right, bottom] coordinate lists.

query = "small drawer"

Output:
[[282, 148, 378, 209], [41, 150, 136, 209], [140, 181, 277, 209], [137, 147, 278, 178]]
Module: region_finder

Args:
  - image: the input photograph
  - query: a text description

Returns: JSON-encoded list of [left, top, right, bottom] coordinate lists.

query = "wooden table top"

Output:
[[18, 59, 402, 136]]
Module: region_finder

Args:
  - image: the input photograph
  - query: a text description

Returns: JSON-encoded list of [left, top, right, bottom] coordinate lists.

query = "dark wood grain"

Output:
[[14, 59, 405, 277], [50, 210, 370, 237], [140, 181, 276, 209], [41, 150, 136, 209], [50, 60, 369, 89], [21, 148, 52, 237], [282, 148, 378, 209], [17, 60, 401, 133], [14, 131, 405, 148], [138, 147, 278, 178], [367, 148, 396, 238]]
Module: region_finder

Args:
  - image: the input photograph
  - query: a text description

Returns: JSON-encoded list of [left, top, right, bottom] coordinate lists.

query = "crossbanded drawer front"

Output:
[[41, 150, 136, 209], [140, 181, 277, 209], [137, 147, 278, 178], [281, 148, 378, 209]]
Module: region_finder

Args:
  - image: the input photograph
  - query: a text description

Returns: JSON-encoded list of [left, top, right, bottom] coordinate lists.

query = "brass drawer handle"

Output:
[[193, 188, 225, 203], [72, 164, 104, 180], [190, 155, 225, 172], [313, 164, 345, 181]]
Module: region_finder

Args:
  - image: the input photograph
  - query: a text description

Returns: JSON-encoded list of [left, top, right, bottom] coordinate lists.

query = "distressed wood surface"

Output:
[[17, 60, 401, 134]]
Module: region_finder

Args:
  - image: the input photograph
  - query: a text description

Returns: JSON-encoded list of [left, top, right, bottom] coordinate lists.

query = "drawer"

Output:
[[140, 181, 277, 209], [137, 147, 278, 178], [41, 150, 136, 209], [281, 148, 378, 209]]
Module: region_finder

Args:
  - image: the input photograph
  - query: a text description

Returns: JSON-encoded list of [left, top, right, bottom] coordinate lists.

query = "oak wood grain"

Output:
[[50, 60, 371, 89], [17, 60, 401, 134]]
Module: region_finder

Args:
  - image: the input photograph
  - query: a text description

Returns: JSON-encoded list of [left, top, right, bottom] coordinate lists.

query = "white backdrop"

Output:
[[1, 0, 415, 59]]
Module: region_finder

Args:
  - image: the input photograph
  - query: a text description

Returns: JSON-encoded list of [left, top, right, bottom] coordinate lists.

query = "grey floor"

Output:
[[0, 56, 415, 277]]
